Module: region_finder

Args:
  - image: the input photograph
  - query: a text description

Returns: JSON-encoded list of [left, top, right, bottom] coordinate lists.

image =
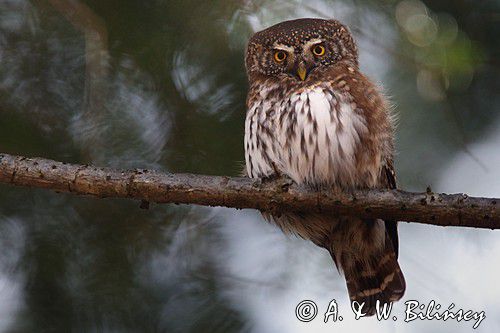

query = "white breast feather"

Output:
[[245, 86, 368, 186]]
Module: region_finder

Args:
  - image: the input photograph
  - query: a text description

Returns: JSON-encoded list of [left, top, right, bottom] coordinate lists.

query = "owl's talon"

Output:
[[277, 176, 295, 192], [258, 174, 295, 191], [259, 174, 281, 183]]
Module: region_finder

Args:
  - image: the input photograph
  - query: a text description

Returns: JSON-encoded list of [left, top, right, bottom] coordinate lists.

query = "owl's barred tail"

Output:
[[333, 236, 405, 316], [344, 251, 405, 316]]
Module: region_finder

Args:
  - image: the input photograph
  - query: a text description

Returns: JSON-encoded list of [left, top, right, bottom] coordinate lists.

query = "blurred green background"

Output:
[[0, 0, 499, 332]]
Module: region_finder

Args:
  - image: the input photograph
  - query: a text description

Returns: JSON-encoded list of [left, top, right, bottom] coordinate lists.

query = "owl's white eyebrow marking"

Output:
[[273, 43, 294, 53], [303, 38, 323, 50]]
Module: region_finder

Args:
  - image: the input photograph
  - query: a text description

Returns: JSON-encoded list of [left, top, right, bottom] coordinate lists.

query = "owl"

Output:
[[244, 18, 405, 315]]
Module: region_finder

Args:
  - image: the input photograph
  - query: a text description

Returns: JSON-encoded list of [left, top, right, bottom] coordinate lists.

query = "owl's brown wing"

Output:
[[382, 159, 399, 258]]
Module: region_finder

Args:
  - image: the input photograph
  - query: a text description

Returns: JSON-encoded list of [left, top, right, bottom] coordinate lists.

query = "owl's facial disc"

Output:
[[269, 39, 328, 81], [246, 19, 360, 82], [272, 43, 308, 81]]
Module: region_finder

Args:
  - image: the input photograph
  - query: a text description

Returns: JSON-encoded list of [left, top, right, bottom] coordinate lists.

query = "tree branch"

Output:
[[0, 153, 498, 229]]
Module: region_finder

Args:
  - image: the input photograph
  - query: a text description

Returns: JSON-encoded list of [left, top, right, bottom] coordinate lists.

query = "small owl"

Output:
[[244, 18, 405, 314]]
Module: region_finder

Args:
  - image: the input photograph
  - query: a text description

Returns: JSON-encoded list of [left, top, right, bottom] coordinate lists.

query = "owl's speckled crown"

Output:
[[250, 18, 357, 56], [250, 18, 348, 45]]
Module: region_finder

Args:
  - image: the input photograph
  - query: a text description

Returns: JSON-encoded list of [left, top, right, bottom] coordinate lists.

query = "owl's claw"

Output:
[[278, 176, 295, 192], [259, 174, 295, 192], [259, 174, 280, 182]]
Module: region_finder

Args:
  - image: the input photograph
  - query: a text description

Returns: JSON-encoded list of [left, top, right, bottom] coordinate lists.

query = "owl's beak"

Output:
[[296, 62, 307, 81]]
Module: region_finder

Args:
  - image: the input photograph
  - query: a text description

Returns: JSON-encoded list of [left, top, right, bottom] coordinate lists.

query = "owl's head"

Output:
[[245, 18, 358, 83]]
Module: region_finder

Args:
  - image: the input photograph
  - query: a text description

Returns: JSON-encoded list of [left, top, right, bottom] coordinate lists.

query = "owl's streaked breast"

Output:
[[245, 84, 372, 187]]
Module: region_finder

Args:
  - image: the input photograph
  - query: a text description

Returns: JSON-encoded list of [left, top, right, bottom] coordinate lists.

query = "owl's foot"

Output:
[[277, 175, 296, 192], [256, 173, 294, 188], [259, 174, 295, 193]]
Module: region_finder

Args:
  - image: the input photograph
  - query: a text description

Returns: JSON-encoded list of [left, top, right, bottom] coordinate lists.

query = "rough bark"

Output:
[[0, 153, 498, 229]]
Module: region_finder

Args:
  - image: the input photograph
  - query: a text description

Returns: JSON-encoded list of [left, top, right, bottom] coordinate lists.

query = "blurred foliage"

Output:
[[0, 0, 498, 332]]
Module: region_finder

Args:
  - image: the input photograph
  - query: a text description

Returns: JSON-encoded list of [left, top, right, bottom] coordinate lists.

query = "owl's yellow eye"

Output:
[[312, 45, 326, 57], [273, 50, 287, 63]]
